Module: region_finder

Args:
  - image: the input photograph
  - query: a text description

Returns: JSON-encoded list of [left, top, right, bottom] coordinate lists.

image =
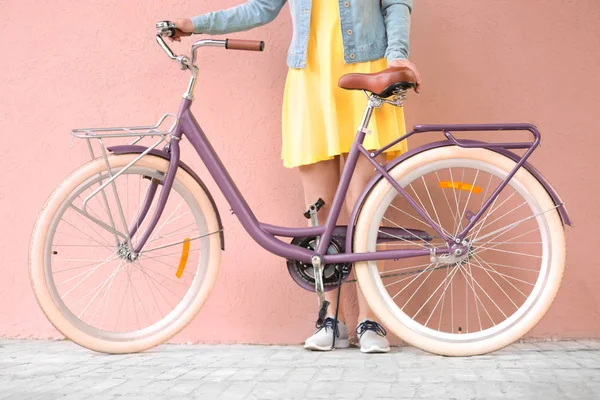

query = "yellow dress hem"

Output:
[[280, 0, 408, 169]]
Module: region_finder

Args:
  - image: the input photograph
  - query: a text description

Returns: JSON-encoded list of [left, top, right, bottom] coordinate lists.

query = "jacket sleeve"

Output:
[[191, 0, 288, 34], [381, 0, 413, 63]]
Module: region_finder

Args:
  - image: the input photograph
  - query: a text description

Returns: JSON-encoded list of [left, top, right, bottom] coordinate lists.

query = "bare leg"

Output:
[[297, 157, 345, 322], [343, 153, 386, 322]]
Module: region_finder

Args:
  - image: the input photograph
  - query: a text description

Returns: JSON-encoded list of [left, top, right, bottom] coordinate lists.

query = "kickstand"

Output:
[[330, 266, 344, 350]]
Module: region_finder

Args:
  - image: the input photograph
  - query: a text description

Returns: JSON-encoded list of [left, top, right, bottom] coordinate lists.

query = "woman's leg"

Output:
[[297, 157, 345, 321], [343, 152, 392, 353], [342, 153, 385, 322]]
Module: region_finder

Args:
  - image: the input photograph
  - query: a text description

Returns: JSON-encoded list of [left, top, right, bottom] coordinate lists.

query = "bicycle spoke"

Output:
[[414, 264, 461, 321], [380, 262, 433, 276], [130, 262, 184, 301], [145, 221, 198, 246], [134, 261, 175, 312], [457, 170, 480, 243], [448, 168, 463, 237], [459, 263, 506, 319], [435, 171, 459, 231], [452, 168, 467, 237], [60, 218, 113, 250], [59, 253, 119, 294], [472, 255, 533, 294], [434, 264, 452, 330], [78, 192, 115, 234], [398, 263, 438, 307], [471, 257, 518, 310], [381, 217, 431, 249], [408, 182, 452, 237], [139, 263, 166, 319], [124, 266, 141, 330], [451, 268, 454, 330], [472, 200, 527, 240], [68, 261, 122, 312], [139, 247, 201, 260], [470, 190, 517, 234], [473, 204, 557, 243], [146, 199, 186, 244], [421, 176, 444, 233], [457, 265, 496, 325], [473, 246, 542, 259], [77, 261, 124, 319], [480, 260, 539, 273], [136, 262, 193, 286], [387, 203, 430, 232], [465, 260, 468, 333], [139, 253, 196, 277], [472, 227, 541, 257], [98, 265, 119, 330], [127, 266, 152, 327], [113, 270, 130, 332], [466, 260, 483, 332]]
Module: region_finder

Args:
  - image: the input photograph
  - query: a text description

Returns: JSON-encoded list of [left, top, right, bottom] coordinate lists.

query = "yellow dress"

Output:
[[281, 0, 408, 169]]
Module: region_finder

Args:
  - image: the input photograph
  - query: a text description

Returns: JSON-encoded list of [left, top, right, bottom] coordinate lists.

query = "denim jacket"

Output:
[[191, 0, 412, 68]]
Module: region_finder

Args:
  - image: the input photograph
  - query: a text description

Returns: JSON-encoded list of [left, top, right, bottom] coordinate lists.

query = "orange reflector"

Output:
[[438, 181, 482, 194], [176, 238, 191, 279]]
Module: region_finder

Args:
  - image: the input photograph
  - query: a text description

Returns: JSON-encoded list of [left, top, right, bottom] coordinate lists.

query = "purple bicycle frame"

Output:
[[125, 97, 555, 265]]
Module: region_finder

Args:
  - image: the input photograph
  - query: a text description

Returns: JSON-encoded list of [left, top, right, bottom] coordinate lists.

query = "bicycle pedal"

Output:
[[315, 300, 330, 328], [304, 198, 326, 219]]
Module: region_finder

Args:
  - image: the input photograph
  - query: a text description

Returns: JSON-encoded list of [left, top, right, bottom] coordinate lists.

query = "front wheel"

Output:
[[354, 146, 565, 356], [29, 154, 222, 354]]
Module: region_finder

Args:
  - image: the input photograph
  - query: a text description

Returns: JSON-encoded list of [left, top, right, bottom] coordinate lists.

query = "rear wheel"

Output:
[[30, 154, 222, 354], [354, 146, 565, 356]]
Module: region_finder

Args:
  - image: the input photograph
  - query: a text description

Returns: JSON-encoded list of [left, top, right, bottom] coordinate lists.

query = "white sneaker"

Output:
[[304, 318, 350, 351], [357, 320, 390, 353]]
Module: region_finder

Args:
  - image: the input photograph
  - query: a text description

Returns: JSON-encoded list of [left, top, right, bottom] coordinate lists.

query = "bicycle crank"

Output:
[[311, 254, 330, 328]]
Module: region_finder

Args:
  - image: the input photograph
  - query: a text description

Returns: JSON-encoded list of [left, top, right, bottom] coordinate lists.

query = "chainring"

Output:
[[286, 236, 352, 292]]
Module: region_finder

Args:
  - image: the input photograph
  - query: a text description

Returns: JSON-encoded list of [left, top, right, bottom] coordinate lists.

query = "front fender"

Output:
[[345, 140, 572, 253], [107, 145, 225, 250]]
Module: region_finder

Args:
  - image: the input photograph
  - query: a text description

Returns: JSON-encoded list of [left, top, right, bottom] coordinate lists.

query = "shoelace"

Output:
[[316, 317, 340, 337], [356, 320, 387, 338]]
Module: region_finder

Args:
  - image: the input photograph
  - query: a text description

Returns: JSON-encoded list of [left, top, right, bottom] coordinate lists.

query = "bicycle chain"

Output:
[[343, 263, 455, 284]]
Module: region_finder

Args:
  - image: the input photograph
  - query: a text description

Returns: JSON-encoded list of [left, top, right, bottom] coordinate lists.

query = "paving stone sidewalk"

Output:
[[0, 339, 599, 399]]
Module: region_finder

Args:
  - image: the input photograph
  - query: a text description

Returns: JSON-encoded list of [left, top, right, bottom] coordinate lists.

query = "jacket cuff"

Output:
[[386, 51, 408, 65], [191, 14, 210, 34]]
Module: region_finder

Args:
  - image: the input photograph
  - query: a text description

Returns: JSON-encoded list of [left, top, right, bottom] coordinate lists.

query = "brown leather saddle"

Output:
[[338, 67, 417, 98]]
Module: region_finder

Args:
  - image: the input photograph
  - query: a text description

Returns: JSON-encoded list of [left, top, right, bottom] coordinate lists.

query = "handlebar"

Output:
[[155, 21, 265, 69], [154, 21, 265, 100]]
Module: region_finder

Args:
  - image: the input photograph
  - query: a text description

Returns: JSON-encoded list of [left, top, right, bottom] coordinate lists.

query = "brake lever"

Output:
[[156, 21, 177, 38]]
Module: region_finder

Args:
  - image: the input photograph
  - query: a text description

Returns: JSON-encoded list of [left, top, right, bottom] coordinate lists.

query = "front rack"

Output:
[[71, 112, 178, 145], [68, 113, 179, 250]]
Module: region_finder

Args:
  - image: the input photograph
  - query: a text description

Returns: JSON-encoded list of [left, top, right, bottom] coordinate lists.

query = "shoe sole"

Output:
[[360, 344, 391, 353], [304, 339, 350, 351]]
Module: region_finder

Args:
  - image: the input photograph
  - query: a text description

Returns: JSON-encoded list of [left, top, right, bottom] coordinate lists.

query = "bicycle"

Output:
[[29, 22, 572, 356]]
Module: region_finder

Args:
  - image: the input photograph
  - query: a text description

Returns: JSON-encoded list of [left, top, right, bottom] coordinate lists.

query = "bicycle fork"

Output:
[[122, 138, 182, 257]]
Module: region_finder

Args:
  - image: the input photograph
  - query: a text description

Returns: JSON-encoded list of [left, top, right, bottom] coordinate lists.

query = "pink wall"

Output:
[[1, 0, 599, 344]]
